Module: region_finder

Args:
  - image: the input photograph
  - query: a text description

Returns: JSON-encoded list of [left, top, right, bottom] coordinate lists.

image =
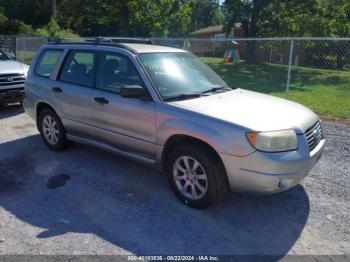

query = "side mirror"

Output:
[[120, 85, 146, 99]]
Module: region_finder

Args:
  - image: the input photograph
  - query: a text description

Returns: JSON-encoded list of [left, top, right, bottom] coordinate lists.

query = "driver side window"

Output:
[[96, 52, 142, 94]]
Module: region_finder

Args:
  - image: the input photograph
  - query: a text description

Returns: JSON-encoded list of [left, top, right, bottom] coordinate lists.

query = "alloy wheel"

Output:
[[173, 156, 208, 200], [42, 115, 59, 145]]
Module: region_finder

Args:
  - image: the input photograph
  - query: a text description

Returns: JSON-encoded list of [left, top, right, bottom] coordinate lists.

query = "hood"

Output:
[[169, 89, 319, 133], [0, 60, 30, 75]]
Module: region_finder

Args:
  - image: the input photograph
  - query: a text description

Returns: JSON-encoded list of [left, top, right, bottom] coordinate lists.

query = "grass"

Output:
[[201, 57, 350, 119]]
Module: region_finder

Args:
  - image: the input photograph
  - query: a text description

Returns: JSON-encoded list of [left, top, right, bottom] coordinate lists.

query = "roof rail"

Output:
[[46, 36, 153, 54], [106, 37, 153, 44], [48, 37, 63, 44], [84, 37, 152, 45], [47, 36, 152, 45], [94, 36, 104, 44]]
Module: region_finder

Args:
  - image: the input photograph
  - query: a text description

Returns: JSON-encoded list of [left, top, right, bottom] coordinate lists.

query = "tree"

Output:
[[0, 9, 35, 35], [112, 0, 192, 37], [35, 17, 76, 37], [265, 0, 331, 37], [223, 0, 350, 65], [56, 0, 192, 37], [189, 0, 224, 32], [1, 0, 349, 39], [127, 0, 190, 37], [56, 0, 114, 36], [323, 0, 350, 37], [223, 0, 350, 38], [223, 0, 264, 37], [0, 0, 51, 28]]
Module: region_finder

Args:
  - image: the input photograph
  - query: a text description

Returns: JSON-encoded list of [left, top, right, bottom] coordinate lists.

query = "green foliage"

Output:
[[0, 9, 35, 35], [55, 0, 193, 37], [0, 0, 349, 37], [127, 0, 192, 37], [0, 0, 51, 28], [56, 0, 114, 36], [35, 18, 77, 37], [321, 0, 350, 37], [223, 0, 350, 37]]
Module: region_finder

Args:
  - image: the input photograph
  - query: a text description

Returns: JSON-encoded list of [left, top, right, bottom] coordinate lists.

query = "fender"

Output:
[[157, 118, 255, 157]]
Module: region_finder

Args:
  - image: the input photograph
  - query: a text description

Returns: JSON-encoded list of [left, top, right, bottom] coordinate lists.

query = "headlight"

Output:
[[246, 129, 297, 152], [22, 64, 30, 78]]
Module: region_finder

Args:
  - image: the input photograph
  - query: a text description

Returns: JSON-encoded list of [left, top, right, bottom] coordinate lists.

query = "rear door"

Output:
[[26, 48, 64, 118], [90, 51, 156, 158], [55, 49, 97, 137]]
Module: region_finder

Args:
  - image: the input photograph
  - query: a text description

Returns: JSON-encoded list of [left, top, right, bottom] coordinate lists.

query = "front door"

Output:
[[90, 51, 156, 158]]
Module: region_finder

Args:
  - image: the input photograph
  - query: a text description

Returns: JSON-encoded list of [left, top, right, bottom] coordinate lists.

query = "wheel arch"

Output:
[[160, 134, 225, 172], [36, 102, 59, 130]]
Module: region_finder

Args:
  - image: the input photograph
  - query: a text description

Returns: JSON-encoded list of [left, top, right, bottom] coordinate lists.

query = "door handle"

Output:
[[94, 97, 109, 105], [52, 87, 63, 93]]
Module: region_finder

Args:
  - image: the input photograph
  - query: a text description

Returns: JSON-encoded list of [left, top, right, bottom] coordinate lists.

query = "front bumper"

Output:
[[0, 88, 25, 105], [220, 135, 325, 194]]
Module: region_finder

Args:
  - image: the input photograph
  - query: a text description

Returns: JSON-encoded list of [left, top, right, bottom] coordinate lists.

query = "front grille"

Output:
[[0, 73, 25, 87], [305, 121, 323, 151]]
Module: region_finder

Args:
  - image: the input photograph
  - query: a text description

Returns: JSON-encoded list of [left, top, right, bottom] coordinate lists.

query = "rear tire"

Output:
[[38, 108, 68, 151], [166, 144, 228, 209]]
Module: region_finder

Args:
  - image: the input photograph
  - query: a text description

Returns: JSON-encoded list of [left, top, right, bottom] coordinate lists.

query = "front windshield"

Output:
[[0, 50, 9, 61], [138, 52, 230, 99]]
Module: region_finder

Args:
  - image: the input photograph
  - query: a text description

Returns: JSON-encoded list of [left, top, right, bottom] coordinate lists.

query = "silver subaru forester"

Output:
[[24, 40, 325, 208]]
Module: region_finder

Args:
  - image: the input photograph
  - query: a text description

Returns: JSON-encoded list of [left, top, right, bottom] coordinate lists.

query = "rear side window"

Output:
[[35, 49, 63, 78], [59, 50, 96, 87]]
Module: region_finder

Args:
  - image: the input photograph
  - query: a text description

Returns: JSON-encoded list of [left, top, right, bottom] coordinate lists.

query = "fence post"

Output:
[[286, 39, 294, 98], [13, 37, 18, 60]]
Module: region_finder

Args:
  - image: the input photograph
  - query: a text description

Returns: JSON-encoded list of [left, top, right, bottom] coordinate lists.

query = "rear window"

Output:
[[59, 50, 96, 87], [35, 49, 63, 78]]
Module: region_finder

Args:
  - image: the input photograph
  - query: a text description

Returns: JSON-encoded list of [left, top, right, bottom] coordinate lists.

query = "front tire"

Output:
[[38, 108, 67, 151], [166, 144, 228, 209]]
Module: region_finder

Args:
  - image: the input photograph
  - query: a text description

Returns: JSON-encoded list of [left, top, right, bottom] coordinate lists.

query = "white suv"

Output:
[[0, 49, 29, 105]]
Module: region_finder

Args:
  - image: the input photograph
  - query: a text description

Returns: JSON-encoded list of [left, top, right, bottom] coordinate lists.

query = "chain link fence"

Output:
[[0, 36, 17, 57], [0, 36, 349, 117], [15, 37, 49, 64]]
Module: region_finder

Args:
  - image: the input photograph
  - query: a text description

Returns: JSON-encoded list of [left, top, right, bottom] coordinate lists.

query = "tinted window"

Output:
[[59, 50, 96, 87], [35, 49, 63, 78], [96, 52, 142, 94]]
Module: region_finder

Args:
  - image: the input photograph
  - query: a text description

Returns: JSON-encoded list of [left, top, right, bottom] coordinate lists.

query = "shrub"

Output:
[[35, 18, 77, 37]]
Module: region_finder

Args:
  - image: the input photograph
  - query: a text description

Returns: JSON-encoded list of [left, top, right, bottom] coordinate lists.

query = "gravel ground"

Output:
[[0, 105, 349, 257]]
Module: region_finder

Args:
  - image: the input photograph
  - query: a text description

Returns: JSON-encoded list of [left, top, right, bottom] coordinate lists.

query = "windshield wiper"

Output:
[[163, 93, 201, 101], [201, 86, 232, 95], [163, 86, 233, 101]]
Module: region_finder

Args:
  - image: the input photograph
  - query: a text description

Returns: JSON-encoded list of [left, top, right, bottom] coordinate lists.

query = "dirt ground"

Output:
[[0, 105, 349, 258]]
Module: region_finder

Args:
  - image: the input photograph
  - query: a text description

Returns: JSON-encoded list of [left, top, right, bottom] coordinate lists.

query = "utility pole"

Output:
[[52, 0, 56, 17]]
